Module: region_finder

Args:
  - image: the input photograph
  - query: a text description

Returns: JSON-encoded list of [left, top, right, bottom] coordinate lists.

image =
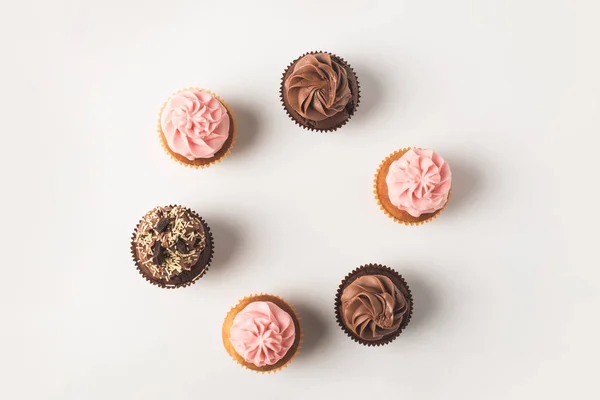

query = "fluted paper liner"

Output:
[[280, 51, 360, 132], [158, 88, 236, 169], [222, 293, 302, 374], [335, 264, 413, 347], [130, 205, 214, 289], [374, 147, 451, 226]]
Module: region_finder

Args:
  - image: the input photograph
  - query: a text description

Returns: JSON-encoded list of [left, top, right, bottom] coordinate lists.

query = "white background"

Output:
[[1, 0, 599, 399]]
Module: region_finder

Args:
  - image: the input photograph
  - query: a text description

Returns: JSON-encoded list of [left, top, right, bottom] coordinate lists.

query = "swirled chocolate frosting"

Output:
[[284, 53, 353, 122], [133, 206, 206, 281], [341, 275, 409, 341]]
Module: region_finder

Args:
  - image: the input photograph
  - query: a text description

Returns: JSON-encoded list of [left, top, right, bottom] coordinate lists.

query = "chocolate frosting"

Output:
[[133, 206, 206, 281], [341, 275, 409, 341], [284, 53, 352, 122]]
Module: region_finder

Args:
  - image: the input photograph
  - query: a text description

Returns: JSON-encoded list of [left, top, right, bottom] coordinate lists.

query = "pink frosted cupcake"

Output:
[[374, 147, 452, 225], [158, 88, 236, 168], [222, 294, 301, 373]]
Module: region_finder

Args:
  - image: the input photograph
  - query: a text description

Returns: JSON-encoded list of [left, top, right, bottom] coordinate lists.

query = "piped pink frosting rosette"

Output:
[[158, 88, 235, 168], [161, 89, 229, 160], [222, 294, 301, 373], [229, 301, 296, 367], [375, 147, 452, 225], [386, 148, 452, 218]]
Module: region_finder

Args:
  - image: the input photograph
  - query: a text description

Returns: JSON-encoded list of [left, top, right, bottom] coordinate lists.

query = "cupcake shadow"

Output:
[[352, 63, 387, 121], [204, 216, 242, 276], [400, 273, 440, 333], [227, 101, 261, 157], [292, 301, 331, 359], [445, 156, 482, 215]]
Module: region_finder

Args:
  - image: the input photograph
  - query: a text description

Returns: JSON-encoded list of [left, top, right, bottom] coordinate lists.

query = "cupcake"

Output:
[[375, 147, 452, 225], [335, 264, 413, 346], [222, 294, 301, 373], [280, 51, 360, 132], [158, 88, 236, 168], [130, 205, 214, 288]]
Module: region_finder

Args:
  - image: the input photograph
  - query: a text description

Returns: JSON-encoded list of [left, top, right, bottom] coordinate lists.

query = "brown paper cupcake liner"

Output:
[[157, 88, 236, 169], [335, 264, 413, 347], [280, 51, 361, 132], [374, 147, 451, 226], [222, 293, 302, 374], [130, 205, 214, 289]]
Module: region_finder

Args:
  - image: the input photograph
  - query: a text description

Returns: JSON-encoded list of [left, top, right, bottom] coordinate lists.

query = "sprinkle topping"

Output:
[[134, 206, 206, 280]]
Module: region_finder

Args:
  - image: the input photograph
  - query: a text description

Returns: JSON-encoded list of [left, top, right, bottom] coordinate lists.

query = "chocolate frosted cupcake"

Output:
[[130, 205, 213, 288], [222, 294, 301, 373], [375, 147, 452, 225], [335, 264, 412, 346], [158, 88, 236, 168], [281, 51, 360, 131]]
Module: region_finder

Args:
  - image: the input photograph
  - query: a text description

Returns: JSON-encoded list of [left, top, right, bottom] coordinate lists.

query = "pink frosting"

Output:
[[160, 89, 230, 160], [386, 148, 452, 217], [229, 301, 296, 367]]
